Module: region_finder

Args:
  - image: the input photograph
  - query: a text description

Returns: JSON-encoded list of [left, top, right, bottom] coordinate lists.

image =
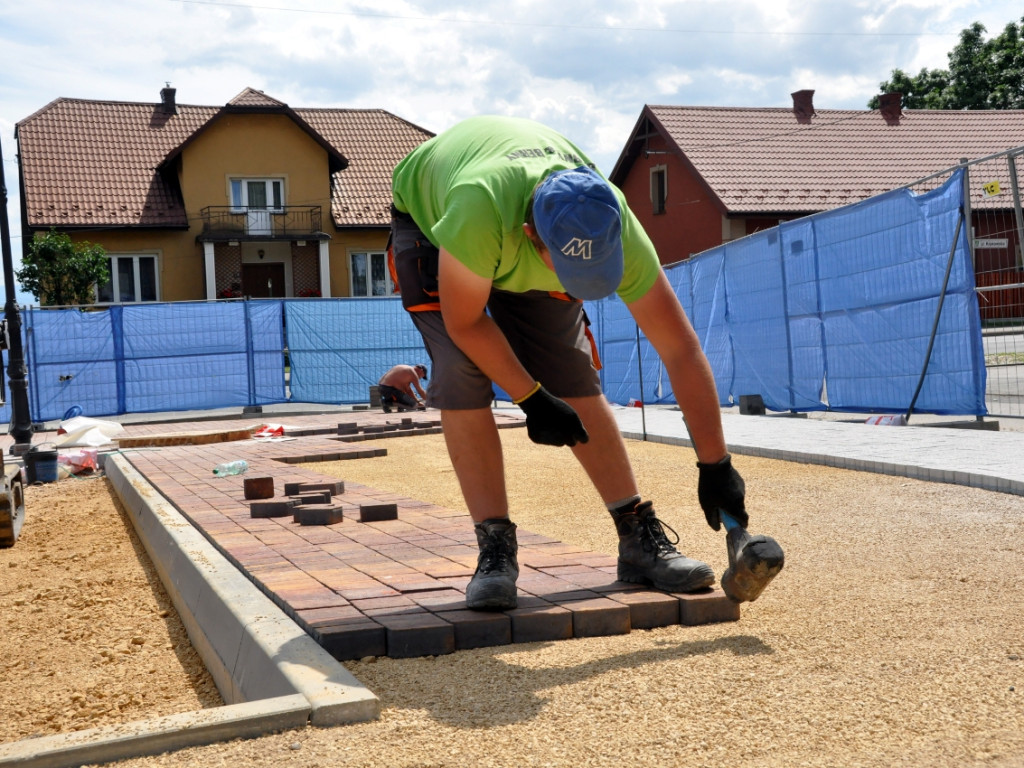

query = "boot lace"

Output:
[[636, 505, 680, 556], [478, 534, 514, 574]]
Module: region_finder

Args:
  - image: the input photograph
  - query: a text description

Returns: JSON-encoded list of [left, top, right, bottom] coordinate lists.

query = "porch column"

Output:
[[203, 241, 216, 301], [318, 240, 332, 297]]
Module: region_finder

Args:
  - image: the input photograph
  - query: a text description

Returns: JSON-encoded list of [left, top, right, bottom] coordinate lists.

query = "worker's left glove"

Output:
[[516, 384, 589, 447], [697, 454, 748, 531]]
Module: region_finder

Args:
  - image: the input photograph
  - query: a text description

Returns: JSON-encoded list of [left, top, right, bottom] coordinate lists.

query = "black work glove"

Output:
[[517, 384, 589, 447], [697, 454, 748, 531]]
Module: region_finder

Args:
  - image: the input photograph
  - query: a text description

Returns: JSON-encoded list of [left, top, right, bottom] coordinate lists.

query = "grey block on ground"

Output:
[[293, 503, 346, 526], [250, 499, 298, 518], [284, 480, 345, 496], [359, 502, 398, 522]]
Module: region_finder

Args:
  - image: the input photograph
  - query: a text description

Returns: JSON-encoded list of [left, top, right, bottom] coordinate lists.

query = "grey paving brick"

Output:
[[436, 609, 513, 649]]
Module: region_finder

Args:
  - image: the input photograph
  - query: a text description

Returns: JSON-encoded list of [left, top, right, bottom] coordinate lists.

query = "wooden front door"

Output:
[[241, 263, 286, 298]]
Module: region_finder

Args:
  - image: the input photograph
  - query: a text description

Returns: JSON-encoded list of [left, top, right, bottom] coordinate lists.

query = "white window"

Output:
[[229, 179, 284, 211], [230, 178, 284, 236], [349, 251, 393, 297], [96, 255, 159, 303], [650, 166, 667, 215]]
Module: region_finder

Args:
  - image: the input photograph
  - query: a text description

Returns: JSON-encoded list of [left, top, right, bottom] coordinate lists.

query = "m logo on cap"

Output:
[[561, 238, 593, 260]]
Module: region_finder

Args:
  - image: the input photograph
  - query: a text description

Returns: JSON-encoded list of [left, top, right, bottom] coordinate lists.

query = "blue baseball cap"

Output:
[[532, 166, 624, 301]]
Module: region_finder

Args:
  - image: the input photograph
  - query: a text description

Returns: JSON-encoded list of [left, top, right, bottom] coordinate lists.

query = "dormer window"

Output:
[[230, 178, 283, 212]]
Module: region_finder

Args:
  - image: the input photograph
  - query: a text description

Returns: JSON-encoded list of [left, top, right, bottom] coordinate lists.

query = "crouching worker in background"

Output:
[[378, 364, 428, 413], [389, 115, 783, 610]]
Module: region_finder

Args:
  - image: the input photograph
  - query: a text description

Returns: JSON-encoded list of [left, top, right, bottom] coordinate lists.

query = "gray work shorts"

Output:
[[391, 208, 602, 410]]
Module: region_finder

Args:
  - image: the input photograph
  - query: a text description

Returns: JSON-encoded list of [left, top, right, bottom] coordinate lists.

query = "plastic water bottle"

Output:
[[212, 460, 249, 477]]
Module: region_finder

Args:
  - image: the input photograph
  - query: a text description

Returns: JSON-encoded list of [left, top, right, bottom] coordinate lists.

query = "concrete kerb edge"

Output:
[[0, 456, 383, 768], [0, 695, 311, 768]]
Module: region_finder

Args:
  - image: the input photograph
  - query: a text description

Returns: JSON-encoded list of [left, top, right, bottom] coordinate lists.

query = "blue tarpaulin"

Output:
[[591, 168, 986, 415], [285, 298, 428, 404], [0, 168, 987, 425]]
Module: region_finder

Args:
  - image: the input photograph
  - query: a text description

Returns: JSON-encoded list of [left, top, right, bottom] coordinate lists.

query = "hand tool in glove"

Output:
[[719, 511, 784, 603]]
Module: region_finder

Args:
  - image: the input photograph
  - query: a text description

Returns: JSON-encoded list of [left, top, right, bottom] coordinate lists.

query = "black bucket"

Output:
[[24, 448, 59, 484]]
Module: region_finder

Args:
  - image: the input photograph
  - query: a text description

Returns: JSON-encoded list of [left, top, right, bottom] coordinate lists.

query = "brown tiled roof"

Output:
[[15, 89, 433, 230], [612, 104, 1024, 214], [299, 108, 434, 227], [16, 98, 211, 228], [227, 88, 287, 108]]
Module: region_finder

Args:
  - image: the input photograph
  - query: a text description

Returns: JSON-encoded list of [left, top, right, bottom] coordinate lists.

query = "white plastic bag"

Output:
[[56, 416, 125, 447]]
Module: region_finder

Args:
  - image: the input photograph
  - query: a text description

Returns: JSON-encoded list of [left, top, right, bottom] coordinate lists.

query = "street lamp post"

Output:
[[0, 135, 35, 453]]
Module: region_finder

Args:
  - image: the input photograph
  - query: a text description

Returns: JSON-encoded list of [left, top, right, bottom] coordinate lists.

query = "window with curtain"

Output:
[[229, 178, 284, 211], [95, 255, 159, 303], [349, 251, 393, 297]]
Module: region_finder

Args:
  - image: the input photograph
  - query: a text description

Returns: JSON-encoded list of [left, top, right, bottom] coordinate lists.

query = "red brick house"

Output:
[[609, 91, 1024, 318], [15, 87, 433, 303]]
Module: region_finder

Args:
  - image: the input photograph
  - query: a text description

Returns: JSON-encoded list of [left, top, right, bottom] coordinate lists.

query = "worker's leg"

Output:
[[401, 302, 519, 609], [565, 393, 713, 591], [439, 406, 519, 609], [563, 393, 638, 504], [488, 290, 713, 593], [439, 407, 508, 522]]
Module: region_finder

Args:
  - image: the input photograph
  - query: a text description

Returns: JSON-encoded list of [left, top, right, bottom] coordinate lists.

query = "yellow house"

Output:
[[15, 86, 433, 303]]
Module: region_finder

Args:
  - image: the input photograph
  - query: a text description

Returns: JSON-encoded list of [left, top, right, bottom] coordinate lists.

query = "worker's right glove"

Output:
[[516, 383, 590, 447], [697, 454, 748, 531]]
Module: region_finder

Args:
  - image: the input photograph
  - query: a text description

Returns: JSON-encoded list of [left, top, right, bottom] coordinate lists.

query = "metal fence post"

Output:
[[1007, 150, 1024, 268]]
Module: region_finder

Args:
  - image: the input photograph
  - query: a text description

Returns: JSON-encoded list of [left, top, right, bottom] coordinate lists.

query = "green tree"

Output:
[[869, 17, 1024, 109], [15, 228, 110, 307]]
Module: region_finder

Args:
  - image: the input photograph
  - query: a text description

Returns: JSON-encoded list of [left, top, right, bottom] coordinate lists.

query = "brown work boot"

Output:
[[465, 518, 519, 610], [612, 501, 714, 593], [721, 527, 784, 603]]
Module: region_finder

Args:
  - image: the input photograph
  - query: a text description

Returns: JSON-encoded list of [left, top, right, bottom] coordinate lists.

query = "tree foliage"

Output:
[[15, 228, 110, 307], [869, 17, 1024, 109]]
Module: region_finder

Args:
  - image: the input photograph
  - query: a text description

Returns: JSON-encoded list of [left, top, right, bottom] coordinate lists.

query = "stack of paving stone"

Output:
[[246, 476, 398, 525], [337, 418, 443, 442]]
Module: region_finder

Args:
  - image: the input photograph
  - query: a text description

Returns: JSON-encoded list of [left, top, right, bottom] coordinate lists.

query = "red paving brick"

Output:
[[104, 410, 740, 661]]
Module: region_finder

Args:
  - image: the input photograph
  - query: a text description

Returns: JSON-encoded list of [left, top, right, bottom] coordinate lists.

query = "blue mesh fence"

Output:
[[590, 167, 987, 416], [284, 297, 427, 404], [16, 300, 287, 423], [0, 167, 987, 425]]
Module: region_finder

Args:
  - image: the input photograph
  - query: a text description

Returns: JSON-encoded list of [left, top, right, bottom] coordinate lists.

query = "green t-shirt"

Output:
[[392, 115, 660, 304]]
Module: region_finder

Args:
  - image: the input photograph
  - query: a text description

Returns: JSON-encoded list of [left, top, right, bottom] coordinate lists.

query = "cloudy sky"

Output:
[[1, 0, 1022, 301]]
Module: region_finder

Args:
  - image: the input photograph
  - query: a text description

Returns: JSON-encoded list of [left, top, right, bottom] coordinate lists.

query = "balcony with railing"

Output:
[[198, 205, 326, 241]]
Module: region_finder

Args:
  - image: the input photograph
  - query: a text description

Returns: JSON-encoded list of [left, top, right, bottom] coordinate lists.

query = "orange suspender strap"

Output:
[[547, 291, 603, 371], [386, 239, 400, 295], [584, 324, 602, 371]]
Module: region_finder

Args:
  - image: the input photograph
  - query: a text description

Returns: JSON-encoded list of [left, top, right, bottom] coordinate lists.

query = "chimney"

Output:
[[879, 92, 902, 125], [791, 89, 815, 123], [160, 84, 177, 115]]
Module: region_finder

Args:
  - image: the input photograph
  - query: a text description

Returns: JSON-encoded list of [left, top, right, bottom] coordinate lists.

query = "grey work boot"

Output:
[[465, 518, 519, 610], [721, 527, 784, 603], [612, 501, 715, 593]]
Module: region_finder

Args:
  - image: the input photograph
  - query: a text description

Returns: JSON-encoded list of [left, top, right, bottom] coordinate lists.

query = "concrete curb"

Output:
[[0, 454, 379, 768], [0, 696, 311, 768]]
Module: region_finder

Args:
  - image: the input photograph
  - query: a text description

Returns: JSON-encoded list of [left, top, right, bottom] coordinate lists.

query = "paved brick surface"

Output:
[[64, 409, 741, 661]]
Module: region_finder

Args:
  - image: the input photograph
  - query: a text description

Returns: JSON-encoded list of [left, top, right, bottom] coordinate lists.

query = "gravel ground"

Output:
[[1, 427, 1023, 767], [0, 474, 222, 743]]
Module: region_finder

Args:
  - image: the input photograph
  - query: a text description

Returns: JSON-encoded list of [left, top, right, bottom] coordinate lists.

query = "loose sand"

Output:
[[1, 427, 1022, 767]]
